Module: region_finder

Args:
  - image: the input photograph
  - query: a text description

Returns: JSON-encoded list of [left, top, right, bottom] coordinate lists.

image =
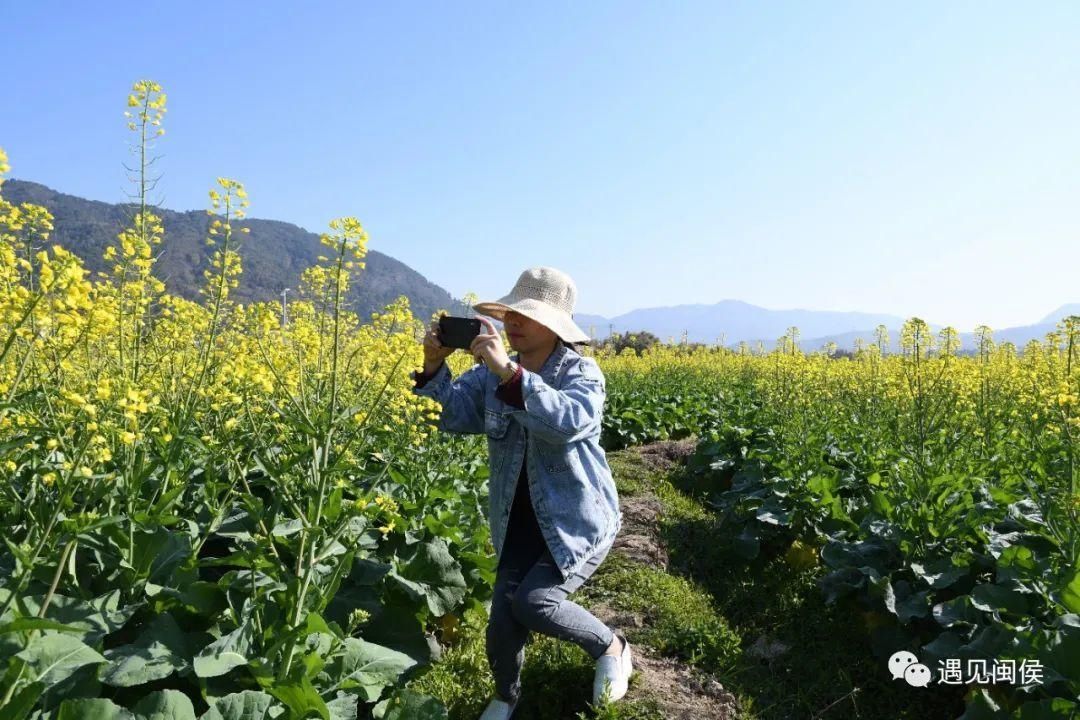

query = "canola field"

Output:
[[0, 81, 1077, 720]]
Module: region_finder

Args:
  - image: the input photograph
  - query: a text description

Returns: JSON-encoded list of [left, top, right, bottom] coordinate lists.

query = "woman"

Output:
[[411, 266, 633, 718]]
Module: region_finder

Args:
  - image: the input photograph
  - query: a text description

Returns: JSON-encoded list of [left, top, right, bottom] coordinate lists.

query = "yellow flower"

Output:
[[120, 431, 137, 445], [379, 521, 396, 537], [374, 495, 399, 514]]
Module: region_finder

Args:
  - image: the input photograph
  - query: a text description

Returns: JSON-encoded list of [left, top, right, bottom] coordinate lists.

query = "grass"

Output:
[[406, 601, 662, 719], [405, 444, 969, 719], [576, 550, 742, 677]]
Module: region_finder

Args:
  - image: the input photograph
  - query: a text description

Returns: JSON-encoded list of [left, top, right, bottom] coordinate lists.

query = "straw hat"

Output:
[[472, 267, 591, 344]]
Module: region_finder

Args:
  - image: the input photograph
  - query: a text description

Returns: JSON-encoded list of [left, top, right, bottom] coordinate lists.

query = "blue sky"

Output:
[[3, 1, 1078, 332]]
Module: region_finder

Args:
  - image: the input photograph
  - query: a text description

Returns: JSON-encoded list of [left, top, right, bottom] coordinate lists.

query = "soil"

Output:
[[611, 493, 669, 569], [592, 440, 739, 720]]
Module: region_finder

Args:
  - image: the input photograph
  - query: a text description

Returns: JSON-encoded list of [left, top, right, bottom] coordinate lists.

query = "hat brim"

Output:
[[473, 298, 591, 344]]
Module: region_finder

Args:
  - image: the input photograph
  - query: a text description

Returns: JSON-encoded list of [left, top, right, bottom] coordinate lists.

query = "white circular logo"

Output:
[[904, 663, 932, 688], [888, 650, 919, 681]]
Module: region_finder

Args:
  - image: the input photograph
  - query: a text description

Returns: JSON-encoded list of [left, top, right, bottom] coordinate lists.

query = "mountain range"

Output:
[[2, 179, 458, 326], [4, 179, 1076, 353], [575, 302, 1080, 353]]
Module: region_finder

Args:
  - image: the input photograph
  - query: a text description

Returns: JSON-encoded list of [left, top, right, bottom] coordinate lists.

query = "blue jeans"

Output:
[[485, 471, 615, 705]]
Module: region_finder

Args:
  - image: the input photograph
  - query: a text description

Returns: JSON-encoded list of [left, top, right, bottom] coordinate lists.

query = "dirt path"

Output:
[[587, 439, 740, 720]]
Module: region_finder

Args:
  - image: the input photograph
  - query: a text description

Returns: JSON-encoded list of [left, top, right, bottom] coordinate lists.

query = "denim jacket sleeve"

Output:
[[513, 356, 605, 444], [410, 361, 486, 435]]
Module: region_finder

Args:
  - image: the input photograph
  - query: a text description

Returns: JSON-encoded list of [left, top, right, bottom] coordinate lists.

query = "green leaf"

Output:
[[897, 592, 931, 622], [821, 537, 894, 574], [877, 579, 930, 623], [920, 631, 963, 668], [331, 600, 430, 665], [819, 568, 866, 605], [102, 613, 189, 687], [324, 488, 343, 525], [151, 483, 188, 516], [1015, 698, 1078, 720], [325, 694, 357, 720], [1042, 613, 1080, 688], [932, 596, 982, 629], [156, 582, 227, 617], [0, 681, 45, 720], [267, 677, 329, 720], [870, 491, 892, 515], [0, 618, 84, 635], [17, 591, 140, 645], [910, 559, 968, 589], [1059, 569, 1080, 613], [332, 638, 417, 702], [386, 539, 466, 616], [963, 625, 1018, 660], [754, 506, 791, 526], [194, 621, 255, 678], [56, 699, 135, 720], [970, 584, 1028, 616], [200, 691, 275, 720], [130, 528, 193, 585], [956, 688, 1001, 720], [15, 634, 107, 690], [215, 506, 255, 542], [132, 691, 197, 720], [270, 520, 304, 538], [379, 690, 447, 720]]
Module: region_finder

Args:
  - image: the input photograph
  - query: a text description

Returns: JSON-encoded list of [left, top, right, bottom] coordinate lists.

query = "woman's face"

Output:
[[502, 310, 559, 354]]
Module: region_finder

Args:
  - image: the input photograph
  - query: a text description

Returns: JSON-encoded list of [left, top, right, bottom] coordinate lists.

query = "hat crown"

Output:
[[509, 267, 576, 315], [471, 266, 591, 344]]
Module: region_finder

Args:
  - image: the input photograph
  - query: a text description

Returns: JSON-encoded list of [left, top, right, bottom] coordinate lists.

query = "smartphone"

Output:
[[438, 316, 482, 350]]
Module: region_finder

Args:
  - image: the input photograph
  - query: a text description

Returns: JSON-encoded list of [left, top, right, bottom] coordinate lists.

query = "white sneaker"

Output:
[[478, 696, 517, 720], [592, 632, 632, 704]]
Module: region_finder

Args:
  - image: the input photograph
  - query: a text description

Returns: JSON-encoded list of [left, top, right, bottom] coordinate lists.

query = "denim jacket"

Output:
[[410, 344, 622, 582]]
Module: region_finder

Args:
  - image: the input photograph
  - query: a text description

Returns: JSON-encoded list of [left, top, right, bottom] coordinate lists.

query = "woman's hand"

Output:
[[471, 317, 512, 377], [422, 319, 456, 373]]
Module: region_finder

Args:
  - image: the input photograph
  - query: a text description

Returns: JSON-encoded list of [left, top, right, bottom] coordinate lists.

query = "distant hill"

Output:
[[795, 305, 1078, 353], [1041, 304, 1080, 325], [5, 179, 1075, 351], [2, 179, 460, 325], [575, 301, 1078, 353], [573, 301, 911, 348]]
